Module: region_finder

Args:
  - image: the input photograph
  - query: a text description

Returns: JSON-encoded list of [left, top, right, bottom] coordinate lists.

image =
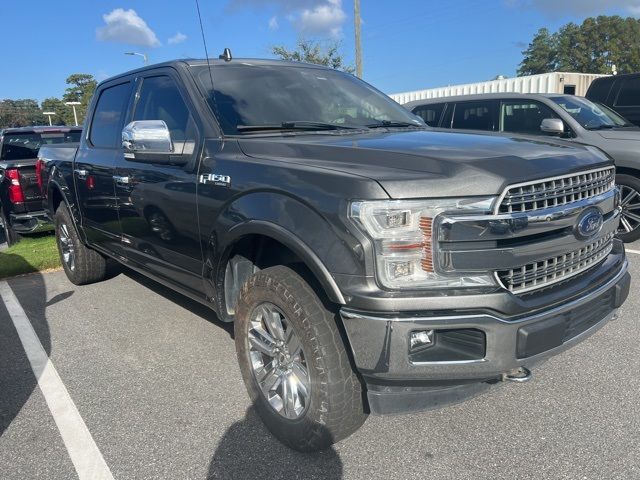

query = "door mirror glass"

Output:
[[122, 120, 172, 154], [540, 118, 564, 135]]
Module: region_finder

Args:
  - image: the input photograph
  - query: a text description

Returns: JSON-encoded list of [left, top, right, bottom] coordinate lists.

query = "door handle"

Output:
[[113, 175, 130, 185], [74, 169, 88, 180]]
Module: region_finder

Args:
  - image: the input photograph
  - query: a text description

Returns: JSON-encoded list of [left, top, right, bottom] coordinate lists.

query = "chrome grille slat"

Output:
[[497, 167, 615, 214], [496, 233, 614, 294]]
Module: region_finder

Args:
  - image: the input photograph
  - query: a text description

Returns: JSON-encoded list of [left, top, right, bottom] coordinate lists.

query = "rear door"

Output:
[[74, 80, 133, 256], [412, 103, 446, 127], [113, 70, 204, 295], [613, 76, 640, 126], [450, 100, 498, 132]]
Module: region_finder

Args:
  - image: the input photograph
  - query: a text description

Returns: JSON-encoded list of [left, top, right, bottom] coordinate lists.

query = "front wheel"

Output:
[[235, 265, 367, 452], [616, 174, 640, 243]]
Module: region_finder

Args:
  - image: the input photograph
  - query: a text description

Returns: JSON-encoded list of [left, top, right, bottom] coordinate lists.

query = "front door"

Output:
[[113, 72, 203, 296]]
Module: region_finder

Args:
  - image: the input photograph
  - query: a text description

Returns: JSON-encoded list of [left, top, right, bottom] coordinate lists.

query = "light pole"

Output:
[[125, 52, 148, 65], [42, 111, 56, 126], [65, 101, 81, 126], [354, 0, 362, 78]]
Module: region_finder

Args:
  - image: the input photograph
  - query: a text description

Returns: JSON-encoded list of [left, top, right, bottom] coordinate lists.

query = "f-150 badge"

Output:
[[199, 173, 231, 187]]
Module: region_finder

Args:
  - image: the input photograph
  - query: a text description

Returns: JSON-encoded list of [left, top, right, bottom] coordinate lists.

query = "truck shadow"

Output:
[[206, 407, 343, 480], [122, 268, 234, 339], [0, 253, 55, 437]]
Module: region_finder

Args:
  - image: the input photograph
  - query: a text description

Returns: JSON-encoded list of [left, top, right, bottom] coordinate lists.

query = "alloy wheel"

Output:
[[247, 302, 311, 420], [618, 185, 640, 236], [59, 223, 76, 271]]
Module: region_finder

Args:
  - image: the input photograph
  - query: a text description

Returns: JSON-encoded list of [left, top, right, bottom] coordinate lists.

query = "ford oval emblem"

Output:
[[576, 208, 603, 239]]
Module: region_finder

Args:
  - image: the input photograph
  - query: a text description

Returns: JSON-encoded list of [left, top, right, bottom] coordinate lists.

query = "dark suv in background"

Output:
[[0, 126, 81, 245], [586, 73, 640, 127]]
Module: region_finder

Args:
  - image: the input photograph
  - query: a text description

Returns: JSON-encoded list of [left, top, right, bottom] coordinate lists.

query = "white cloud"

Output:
[[96, 8, 160, 47], [297, 0, 346, 37], [227, 0, 346, 37], [507, 0, 640, 17], [168, 32, 187, 45]]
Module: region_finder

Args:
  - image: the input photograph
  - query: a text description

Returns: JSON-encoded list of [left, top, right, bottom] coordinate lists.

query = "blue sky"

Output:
[[2, 0, 639, 102]]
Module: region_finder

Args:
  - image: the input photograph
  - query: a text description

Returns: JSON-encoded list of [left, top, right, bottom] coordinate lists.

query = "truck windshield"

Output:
[[0, 130, 82, 160], [550, 96, 632, 130], [192, 64, 425, 135]]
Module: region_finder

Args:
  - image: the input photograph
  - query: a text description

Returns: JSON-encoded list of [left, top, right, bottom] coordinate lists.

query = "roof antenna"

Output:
[[219, 48, 232, 62], [194, 0, 222, 130]]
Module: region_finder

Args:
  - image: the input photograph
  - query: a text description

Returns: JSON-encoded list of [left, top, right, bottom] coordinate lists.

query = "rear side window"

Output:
[[500, 101, 558, 135], [412, 104, 444, 127], [587, 78, 613, 103], [451, 101, 495, 131], [616, 77, 640, 106], [90, 82, 131, 148]]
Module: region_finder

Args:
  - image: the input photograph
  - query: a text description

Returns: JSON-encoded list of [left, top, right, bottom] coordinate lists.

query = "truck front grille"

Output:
[[496, 233, 614, 294], [497, 167, 615, 214]]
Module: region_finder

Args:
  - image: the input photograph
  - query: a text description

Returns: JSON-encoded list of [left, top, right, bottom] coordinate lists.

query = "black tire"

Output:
[[54, 202, 108, 285], [0, 207, 19, 247], [616, 174, 640, 243], [235, 265, 367, 452]]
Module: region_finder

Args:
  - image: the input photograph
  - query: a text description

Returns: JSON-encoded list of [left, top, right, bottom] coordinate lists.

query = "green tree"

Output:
[[518, 28, 558, 75], [272, 38, 355, 73], [0, 99, 45, 128], [518, 16, 640, 76], [62, 73, 97, 125]]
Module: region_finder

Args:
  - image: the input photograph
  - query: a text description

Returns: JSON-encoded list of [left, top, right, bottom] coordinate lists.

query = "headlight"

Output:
[[350, 198, 497, 289]]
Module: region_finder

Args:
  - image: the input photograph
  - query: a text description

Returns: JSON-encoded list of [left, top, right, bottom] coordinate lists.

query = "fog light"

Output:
[[410, 330, 434, 351]]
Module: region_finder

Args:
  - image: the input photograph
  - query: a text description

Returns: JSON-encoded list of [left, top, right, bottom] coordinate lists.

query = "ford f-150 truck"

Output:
[[0, 126, 81, 245], [38, 58, 630, 452]]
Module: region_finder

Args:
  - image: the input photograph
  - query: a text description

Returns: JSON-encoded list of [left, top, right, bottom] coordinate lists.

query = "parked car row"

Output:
[[0, 126, 81, 245], [405, 91, 640, 241], [36, 56, 630, 451]]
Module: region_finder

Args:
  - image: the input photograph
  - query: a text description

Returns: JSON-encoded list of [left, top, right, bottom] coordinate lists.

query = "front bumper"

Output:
[[340, 255, 630, 414], [9, 210, 53, 234]]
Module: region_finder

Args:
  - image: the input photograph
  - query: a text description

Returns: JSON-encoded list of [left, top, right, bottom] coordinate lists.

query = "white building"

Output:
[[389, 72, 608, 105]]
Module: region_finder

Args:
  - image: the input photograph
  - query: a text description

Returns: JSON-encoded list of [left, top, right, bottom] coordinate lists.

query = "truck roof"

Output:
[[403, 92, 567, 108], [99, 58, 337, 87], [1, 126, 82, 135]]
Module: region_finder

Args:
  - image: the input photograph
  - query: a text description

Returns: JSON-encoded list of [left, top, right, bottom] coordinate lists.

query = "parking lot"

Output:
[[0, 240, 639, 480]]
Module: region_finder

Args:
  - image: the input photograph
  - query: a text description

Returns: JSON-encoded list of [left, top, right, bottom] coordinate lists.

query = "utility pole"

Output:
[[354, 0, 362, 78]]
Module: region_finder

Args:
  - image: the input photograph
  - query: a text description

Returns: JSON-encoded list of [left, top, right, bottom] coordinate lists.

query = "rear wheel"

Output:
[[616, 174, 640, 243], [0, 208, 18, 247], [235, 265, 367, 452], [54, 202, 108, 285]]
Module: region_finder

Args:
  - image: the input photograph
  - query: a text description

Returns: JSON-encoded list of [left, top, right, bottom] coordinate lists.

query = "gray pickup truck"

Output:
[[39, 58, 630, 451]]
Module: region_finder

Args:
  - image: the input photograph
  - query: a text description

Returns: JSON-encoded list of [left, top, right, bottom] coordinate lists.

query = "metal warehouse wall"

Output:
[[389, 72, 608, 104]]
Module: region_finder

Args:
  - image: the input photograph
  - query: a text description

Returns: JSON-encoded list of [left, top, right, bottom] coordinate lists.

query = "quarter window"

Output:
[[412, 104, 444, 127], [90, 82, 132, 148]]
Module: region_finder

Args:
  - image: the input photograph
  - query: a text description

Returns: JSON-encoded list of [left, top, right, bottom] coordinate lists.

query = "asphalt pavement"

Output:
[[0, 245, 639, 480]]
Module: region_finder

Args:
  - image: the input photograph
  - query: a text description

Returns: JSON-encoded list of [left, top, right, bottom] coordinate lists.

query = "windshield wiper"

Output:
[[237, 121, 362, 133], [366, 120, 424, 129]]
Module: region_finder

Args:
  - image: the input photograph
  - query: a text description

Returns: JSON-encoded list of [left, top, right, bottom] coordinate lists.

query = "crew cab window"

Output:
[[90, 82, 131, 148], [451, 101, 495, 131], [412, 104, 444, 126], [500, 101, 558, 135], [133, 75, 196, 154], [616, 77, 640, 106]]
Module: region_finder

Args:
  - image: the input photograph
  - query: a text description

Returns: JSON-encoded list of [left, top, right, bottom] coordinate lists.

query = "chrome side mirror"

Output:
[[122, 120, 172, 154], [540, 118, 564, 135]]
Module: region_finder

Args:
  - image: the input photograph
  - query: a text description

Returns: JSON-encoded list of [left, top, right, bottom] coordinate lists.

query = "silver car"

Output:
[[404, 93, 640, 242]]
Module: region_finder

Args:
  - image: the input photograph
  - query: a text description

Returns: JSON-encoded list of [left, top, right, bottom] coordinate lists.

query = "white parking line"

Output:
[[0, 281, 115, 480], [626, 248, 640, 255]]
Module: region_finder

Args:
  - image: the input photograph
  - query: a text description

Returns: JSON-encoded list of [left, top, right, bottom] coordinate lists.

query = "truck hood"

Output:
[[595, 128, 640, 141], [237, 130, 611, 198]]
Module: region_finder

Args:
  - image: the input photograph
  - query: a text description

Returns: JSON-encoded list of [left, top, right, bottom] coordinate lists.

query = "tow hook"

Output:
[[502, 367, 532, 383]]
